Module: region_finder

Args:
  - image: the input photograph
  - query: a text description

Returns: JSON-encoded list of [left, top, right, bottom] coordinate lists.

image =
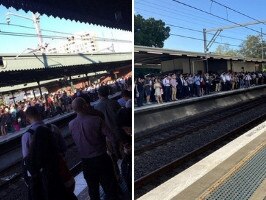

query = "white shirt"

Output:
[[163, 78, 170, 86]]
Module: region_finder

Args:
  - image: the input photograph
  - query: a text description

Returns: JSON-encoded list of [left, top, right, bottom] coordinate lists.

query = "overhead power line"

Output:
[[210, 0, 265, 24], [0, 30, 131, 43], [0, 22, 81, 36], [172, 0, 266, 36], [135, 0, 230, 28], [135, 6, 251, 40], [166, 23, 245, 42], [170, 33, 241, 48]]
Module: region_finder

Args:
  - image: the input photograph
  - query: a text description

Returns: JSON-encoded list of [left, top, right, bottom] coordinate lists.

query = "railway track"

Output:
[[134, 98, 266, 198]]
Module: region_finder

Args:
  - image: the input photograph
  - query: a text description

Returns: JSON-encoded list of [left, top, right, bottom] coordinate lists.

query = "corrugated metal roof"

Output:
[[0, 52, 132, 72], [0, 0, 131, 31], [135, 46, 266, 63]]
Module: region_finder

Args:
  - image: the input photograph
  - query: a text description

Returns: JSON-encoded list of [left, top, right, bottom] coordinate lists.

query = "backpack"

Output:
[[22, 126, 77, 200]]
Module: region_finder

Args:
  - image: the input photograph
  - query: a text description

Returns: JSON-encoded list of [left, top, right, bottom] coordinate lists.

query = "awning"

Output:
[[0, 0, 131, 31]]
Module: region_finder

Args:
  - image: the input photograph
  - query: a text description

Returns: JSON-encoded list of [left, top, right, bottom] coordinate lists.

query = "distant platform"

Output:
[[0, 91, 121, 144], [0, 112, 74, 144], [138, 121, 266, 200]]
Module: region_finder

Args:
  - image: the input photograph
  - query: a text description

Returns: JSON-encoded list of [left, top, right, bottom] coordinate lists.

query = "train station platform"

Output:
[[0, 111, 74, 144], [135, 85, 266, 135], [137, 121, 266, 200], [0, 91, 121, 144]]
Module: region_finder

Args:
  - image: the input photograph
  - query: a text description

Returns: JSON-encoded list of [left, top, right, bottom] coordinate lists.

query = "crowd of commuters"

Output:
[[135, 71, 266, 107], [0, 77, 131, 136], [21, 80, 132, 200]]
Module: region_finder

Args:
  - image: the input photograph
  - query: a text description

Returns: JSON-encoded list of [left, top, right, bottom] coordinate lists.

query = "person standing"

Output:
[[22, 107, 74, 200], [194, 74, 201, 97], [154, 78, 163, 104], [144, 76, 152, 104], [69, 97, 120, 200], [170, 74, 177, 101], [135, 78, 144, 107], [163, 75, 171, 102]]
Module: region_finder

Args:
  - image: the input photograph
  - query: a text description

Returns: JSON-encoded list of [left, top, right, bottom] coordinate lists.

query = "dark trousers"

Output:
[[82, 153, 119, 200], [164, 86, 171, 102], [137, 90, 144, 107]]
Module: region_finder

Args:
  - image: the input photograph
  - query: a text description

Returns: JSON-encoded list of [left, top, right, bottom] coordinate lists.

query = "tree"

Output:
[[215, 44, 239, 56], [134, 14, 170, 48], [215, 35, 266, 59], [239, 35, 266, 58]]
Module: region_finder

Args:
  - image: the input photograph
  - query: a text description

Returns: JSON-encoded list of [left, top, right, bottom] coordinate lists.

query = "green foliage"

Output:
[[239, 35, 265, 58], [134, 14, 170, 48], [215, 35, 266, 59], [215, 44, 239, 56]]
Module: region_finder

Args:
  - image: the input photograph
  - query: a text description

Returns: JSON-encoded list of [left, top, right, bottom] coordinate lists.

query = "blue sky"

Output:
[[0, 5, 132, 53], [135, 0, 266, 52]]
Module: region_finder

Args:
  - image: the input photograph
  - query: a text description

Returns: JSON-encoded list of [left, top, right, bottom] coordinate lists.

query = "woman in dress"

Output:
[[154, 78, 163, 104]]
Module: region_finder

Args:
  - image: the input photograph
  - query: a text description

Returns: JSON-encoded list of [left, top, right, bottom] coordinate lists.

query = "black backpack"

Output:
[[22, 126, 77, 200]]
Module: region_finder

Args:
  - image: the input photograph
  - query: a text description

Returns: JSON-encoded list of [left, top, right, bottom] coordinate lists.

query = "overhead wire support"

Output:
[[172, 0, 266, 36], [203, 20, 266, 53], [206, 29, 222, 51]]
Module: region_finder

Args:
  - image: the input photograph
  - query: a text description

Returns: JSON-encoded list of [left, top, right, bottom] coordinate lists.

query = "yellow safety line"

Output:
[[197, 142, 266, 200]]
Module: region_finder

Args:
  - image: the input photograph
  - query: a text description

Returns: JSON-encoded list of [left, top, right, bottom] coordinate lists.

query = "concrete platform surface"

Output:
[[138, 121, 266, 200], [74, 160, 131, 200], [135, 85, 266, 113]]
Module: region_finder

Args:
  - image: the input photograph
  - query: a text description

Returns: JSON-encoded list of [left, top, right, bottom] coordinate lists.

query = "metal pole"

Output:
[[32, 13, 43, 52], [32, 89, 36, 100], [203, 29, 207, 53], [203, 28, 209, 73], [206, 59, 209, 73], [37, 81, 43, 99], [261, 28, 264, 60], [11, 91, 16, 104]]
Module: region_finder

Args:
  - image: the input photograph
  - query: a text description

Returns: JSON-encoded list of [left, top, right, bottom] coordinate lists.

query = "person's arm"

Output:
[[21, 133, 30, 158]]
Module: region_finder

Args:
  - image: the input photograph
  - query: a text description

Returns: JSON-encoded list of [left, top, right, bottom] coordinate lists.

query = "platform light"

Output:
[[169, 53, 182, 56], [147, 51, 163, 54]]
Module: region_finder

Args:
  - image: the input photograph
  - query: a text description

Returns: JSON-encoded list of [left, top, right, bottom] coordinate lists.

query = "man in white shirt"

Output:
[[163, 75, 171, 102]]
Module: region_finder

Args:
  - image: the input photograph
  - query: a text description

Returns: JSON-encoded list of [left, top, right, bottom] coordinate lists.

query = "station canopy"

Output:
[[135, 45, 266, 67], [0, 52, 131, 87], [0, 0, 131, 31]]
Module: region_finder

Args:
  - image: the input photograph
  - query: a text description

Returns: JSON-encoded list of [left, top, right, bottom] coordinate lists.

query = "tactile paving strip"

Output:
[[199, 143, 266, 200]]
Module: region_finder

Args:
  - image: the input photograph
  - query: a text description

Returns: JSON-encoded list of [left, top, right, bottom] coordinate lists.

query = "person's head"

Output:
[[72, 97, 88, 114], [77, 93, 91, 105], [25, 106, 42, 123], [98, 86, 110, 99]]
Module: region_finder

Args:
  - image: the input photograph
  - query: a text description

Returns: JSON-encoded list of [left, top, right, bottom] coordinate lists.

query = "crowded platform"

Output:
[[135, 71, 266, 107]]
